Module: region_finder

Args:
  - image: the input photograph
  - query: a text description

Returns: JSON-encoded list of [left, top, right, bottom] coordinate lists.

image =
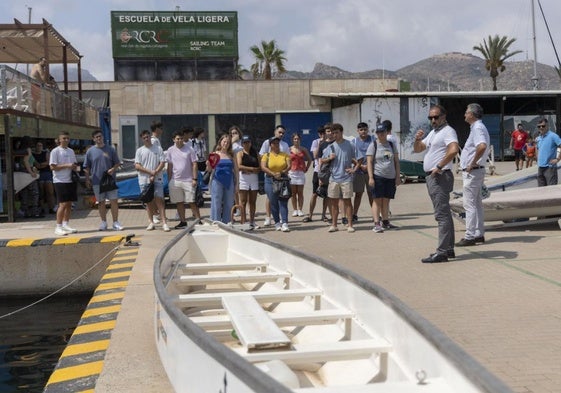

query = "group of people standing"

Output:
[[208, 125, 313, 232], [416, 104, 561, 264], [203, 121, 403, 234], [510, 120, 561, 185]]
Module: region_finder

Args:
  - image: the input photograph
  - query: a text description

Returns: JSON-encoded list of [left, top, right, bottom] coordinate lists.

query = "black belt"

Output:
[[425, 169, 451, 175], [461, 166, 484, 171]]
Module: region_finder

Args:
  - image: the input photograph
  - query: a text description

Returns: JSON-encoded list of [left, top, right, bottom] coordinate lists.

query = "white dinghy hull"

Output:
[[154, 222, 512, 393], [450, 184, 561, 222]]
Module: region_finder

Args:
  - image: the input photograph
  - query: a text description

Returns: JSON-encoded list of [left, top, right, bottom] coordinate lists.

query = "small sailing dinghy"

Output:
[[154, 222, 512, 392]]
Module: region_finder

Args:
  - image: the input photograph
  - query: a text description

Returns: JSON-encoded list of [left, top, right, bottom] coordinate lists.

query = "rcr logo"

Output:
[[120, 28, 170, 44]]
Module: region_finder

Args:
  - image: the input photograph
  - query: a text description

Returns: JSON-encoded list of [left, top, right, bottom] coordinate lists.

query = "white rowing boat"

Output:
[[154, 222, 512, 392]]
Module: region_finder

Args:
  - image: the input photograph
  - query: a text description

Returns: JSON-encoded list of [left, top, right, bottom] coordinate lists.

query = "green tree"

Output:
[[249, 40, 287, 80], [236, 64, 249, 80], [473, 35, 523, 90]]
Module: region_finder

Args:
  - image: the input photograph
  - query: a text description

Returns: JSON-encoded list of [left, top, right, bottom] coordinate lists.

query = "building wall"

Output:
[[74, 78, 399, 150]]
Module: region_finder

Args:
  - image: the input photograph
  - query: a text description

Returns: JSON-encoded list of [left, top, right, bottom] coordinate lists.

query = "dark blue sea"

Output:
[[0, 296, 90, 393]]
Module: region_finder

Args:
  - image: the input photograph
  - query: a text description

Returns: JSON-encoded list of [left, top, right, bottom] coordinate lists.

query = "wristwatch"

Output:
[[436, 164, 443, 170]]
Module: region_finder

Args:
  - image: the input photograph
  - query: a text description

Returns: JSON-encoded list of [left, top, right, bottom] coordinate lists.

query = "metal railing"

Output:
[[0, 64, 99, 127]]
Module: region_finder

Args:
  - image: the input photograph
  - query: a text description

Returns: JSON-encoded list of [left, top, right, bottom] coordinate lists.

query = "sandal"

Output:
[[302, 216, 312, 222]]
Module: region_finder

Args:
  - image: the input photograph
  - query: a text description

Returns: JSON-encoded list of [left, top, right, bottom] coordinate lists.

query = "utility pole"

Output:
[[531, 0, 539, 90], [26, 6, 32, 75]]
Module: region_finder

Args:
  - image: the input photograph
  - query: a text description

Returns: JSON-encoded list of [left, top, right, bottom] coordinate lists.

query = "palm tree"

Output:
[[249, 40, 287, 80], [473, 35, 523, 90], [236, 64, 250, 80]]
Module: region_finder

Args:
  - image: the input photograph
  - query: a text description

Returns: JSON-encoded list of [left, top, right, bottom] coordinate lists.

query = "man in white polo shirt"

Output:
[[413, 104, 459, 263]]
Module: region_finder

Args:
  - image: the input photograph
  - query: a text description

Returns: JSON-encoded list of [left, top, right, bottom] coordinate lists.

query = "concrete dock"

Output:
[[1, 161, 560, 393]]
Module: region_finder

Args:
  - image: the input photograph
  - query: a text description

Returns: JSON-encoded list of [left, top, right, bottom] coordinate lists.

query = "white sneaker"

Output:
[[112, 221, 124, 231], [297, 210, 304, 216], [54, 227, 67, 236], [98, 221, 108, 231], [62, 225, 77, 233], [292, 210, 298, 217], [146, 223, 156, 231], [264, 217, 271, 226], [281, 223, 290, 232], [275, 223, 282, 231], [163, 223, 171, 232], [153, 216, 161, 224]]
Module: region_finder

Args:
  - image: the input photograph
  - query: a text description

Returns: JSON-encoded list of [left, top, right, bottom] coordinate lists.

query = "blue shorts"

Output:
[[371, 175, 396, 199]]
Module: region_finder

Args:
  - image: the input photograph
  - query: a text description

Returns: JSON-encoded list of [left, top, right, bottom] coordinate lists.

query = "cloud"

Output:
[[3, 0, 560, 81]]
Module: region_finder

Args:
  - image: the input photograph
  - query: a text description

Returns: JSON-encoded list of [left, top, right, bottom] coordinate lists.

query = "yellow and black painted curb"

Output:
[[43, 236, 141, 393], [0, 235, 125, 248]]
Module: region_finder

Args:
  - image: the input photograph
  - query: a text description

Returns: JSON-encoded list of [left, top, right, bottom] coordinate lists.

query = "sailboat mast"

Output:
[[531, 0, 539, 89]]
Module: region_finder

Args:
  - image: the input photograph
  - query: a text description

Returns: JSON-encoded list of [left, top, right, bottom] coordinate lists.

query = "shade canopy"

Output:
[[0, 18, 81, 64]]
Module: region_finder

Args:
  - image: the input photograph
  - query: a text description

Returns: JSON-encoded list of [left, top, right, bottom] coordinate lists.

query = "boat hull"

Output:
[[450, 184, 561, 222]]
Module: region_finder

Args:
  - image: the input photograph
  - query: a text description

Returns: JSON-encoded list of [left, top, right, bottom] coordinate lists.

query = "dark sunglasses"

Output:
[[537, 125, 547, 128], [427, 115, 441, 121]]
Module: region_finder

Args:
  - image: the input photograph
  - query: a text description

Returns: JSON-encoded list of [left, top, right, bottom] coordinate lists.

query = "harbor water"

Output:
[[0, 295, 90, 393]]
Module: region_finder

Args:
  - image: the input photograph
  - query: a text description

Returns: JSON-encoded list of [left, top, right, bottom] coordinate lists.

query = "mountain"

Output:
[[49, 66, 98, 82], [283, 52, 561, 91], [50, 51, 561, 90]]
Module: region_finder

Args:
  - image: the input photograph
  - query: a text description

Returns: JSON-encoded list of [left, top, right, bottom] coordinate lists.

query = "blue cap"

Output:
[[375, 124, 387, 133]]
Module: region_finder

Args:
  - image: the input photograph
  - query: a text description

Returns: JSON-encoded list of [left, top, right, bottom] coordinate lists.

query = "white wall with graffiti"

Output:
[[333, 96, 437, 160]]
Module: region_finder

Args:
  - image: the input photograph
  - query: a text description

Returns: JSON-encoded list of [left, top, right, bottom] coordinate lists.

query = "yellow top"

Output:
[[262, 152, 289, 172]]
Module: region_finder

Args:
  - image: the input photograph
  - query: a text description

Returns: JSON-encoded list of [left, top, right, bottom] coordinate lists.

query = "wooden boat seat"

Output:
[[180, 261, 268, 272], [292, 378, 450, 392], [175, 271, 291, 285], [235, 338, 392, 364], [222, 295, 291, 349], [176, 288, 322, 307], [192, 308, 354, 330]]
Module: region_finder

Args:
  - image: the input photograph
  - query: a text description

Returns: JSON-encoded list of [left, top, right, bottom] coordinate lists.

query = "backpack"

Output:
[[318, 145, 335, 184], [371, 140, 394, 166]]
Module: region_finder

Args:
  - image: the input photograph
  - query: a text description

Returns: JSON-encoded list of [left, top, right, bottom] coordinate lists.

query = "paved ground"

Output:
[[2, 161, 560, 393]]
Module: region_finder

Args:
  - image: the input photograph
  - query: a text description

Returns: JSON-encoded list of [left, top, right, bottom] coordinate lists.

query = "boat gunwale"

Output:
[[153, 221, 513, 393]]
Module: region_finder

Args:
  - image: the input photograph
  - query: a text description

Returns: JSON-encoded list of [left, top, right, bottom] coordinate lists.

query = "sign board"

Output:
[[111, 11, 238, 59]]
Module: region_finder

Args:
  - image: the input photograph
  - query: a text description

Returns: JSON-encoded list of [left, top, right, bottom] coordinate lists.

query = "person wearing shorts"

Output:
[[50, 131, 79, 236], [367, 124, 401, 233], [83, 129, 123, 231], [288, 133, 312, 217], [237, 135, 261, 228], [166, 130, 201, 229], [510, 123, 528, 171], [135, 129, 170, 232], [322, 123, 357, 233]]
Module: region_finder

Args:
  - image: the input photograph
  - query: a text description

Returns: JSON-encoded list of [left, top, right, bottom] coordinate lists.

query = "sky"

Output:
[[2, 0, 561, 81]]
